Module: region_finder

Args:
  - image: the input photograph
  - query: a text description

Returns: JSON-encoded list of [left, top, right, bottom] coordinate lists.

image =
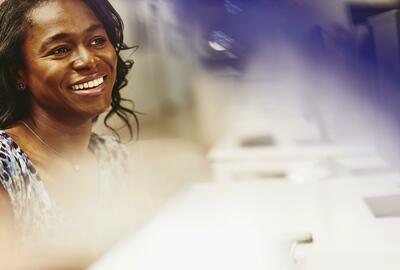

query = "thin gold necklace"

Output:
[[20, 120, 81, 171]]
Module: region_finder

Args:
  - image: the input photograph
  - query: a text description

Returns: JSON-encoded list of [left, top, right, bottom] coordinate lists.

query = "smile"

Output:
[[71, 76, 105, 90], [69, 75, 108, 97]]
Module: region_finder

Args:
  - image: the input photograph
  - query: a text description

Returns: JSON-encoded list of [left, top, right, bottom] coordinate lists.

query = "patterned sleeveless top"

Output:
[[0, 131, 128, 241]]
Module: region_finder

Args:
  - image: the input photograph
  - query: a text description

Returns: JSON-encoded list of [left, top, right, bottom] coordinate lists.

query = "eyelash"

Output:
[[91, 36, 107, 47], [51, 46, 71, 56], [48, 36, 108, 57]]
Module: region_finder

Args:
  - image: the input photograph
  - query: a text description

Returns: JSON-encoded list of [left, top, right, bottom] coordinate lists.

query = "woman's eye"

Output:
[[91, 37, 107, 47], [50, 46, 71, 56]]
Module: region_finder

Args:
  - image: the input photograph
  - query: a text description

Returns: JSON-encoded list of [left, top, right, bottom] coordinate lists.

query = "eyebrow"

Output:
[[38, 23, 105, 54]]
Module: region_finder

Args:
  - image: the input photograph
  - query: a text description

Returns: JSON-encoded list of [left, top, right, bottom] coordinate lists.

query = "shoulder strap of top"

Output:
[[90, 133, 128, 163], [89, 133, 128, 194]]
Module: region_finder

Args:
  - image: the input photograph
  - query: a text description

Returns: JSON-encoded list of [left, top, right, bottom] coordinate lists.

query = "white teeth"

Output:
[[72, 76, 105, 90]]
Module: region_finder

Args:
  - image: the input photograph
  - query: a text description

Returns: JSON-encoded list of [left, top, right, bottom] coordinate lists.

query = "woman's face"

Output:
[[19, 0, 117, 122]]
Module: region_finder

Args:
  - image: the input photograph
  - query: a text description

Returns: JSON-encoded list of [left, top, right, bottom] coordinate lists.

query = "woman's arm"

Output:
[[0, 186, 16, 252]]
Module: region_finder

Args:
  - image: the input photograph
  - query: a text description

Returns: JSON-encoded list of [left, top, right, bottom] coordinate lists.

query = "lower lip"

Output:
[[70, 83, 106, 97]]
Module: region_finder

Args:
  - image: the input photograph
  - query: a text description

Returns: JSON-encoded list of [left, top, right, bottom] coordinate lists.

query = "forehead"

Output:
[[28, 0, 102, 37]]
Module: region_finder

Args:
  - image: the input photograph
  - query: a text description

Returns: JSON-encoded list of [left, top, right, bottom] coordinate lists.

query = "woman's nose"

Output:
[[72, 47, 98, 71]]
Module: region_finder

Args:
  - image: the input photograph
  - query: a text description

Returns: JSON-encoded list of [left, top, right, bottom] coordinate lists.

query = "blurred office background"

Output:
[[89, 1, 400, 269], [103, 0, 400, 154], [97, 0, 400, 201]]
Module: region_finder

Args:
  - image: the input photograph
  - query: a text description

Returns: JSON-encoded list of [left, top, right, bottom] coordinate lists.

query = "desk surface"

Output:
[[91, 174, 400, 270]]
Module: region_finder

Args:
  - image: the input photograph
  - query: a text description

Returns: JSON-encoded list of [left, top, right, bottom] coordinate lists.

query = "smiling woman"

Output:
[[0, 0, 138, 246]]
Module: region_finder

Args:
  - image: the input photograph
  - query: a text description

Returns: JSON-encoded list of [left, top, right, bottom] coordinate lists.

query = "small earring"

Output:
[[17, 82, 26, 91]]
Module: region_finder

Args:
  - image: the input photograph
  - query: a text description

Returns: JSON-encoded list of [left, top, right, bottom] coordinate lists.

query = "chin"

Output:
[[93, 103, 112, 116], [69, 90, 113, 119], [76, 102, 112, 120]]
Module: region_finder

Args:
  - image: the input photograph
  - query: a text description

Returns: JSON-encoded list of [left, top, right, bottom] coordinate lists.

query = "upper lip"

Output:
[[69, 73, 107, 88]]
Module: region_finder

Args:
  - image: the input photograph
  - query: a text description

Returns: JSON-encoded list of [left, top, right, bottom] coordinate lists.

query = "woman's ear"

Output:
[[16, 68, 27, 89]]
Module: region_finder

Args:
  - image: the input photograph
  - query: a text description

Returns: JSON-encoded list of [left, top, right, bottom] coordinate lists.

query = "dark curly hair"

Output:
[[0, 0, 138, 141]]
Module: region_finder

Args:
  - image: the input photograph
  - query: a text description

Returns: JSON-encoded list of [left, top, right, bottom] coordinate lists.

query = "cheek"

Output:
[[111, 51, 118, 77], [106, 46, 118, 71], [106, 49, 118, 88], [25, 63, 66, 99], [28, 67, 61, 91]]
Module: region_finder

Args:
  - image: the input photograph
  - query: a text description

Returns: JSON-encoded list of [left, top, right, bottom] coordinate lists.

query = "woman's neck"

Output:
[[23, 106, 94, 158]]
